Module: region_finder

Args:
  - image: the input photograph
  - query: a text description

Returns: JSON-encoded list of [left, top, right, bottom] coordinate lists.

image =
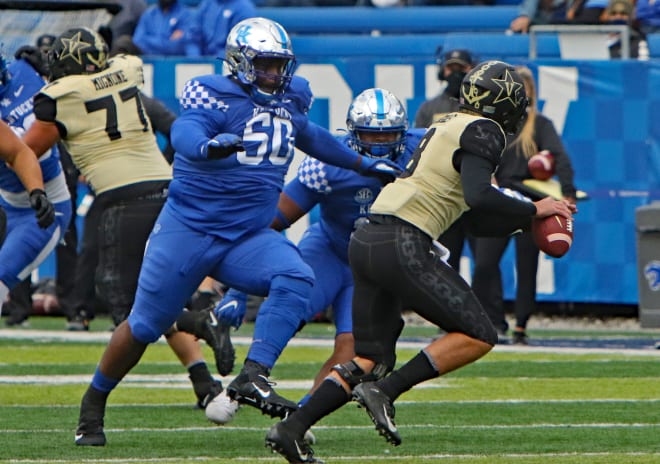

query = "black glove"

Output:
[[14, 45, 49, 77], [29, 189, 55, 229]]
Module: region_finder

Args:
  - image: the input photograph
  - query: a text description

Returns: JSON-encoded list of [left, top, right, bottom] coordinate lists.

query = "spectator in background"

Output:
[[36, 34, 56, 53], [603, 0, 646, 58], [101, 0, 148, 49], [510, 0, 609, 32], [196, 0, 257, 56], [471, 66, 577, 345], [132, 0, 201, 56], [636, 0, 660, 35], [414, 48, 476, 273]]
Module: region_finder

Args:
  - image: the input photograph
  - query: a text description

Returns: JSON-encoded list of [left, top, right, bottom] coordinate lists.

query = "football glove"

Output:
[[357, 156, 402, 183], [204, 134, 244, 160], [14, 45, 49, 77], [29, 189, 55, 229], [214, 288, 247, 329]]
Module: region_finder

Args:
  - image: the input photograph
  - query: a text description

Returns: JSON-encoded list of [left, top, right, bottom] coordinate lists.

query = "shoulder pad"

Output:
[[286, 75, 313, 114], [460, 118, 506, 164], [180, 75, 235, 111], [297, 156, 331, 193]]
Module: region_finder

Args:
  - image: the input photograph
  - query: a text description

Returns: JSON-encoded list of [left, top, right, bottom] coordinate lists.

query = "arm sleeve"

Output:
[[171, 110, 224, 161], [518, 0, 540, 17], [33, 93, 67, 138], [295, 121, 361, 171], [461, 154, 537, 216]]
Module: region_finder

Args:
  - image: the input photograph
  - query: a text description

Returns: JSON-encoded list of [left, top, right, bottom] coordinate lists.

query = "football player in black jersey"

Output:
[[266, 61, 577, 463]]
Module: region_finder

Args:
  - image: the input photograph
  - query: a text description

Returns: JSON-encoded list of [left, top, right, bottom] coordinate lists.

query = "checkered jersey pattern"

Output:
[[297, 157, 332, 194], [180, 80, 229, 110]]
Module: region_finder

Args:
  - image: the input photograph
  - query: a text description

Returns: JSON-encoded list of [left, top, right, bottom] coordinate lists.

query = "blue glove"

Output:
[[213, 288, 247, 329], [357, 156, 402, 183], [204, 133, 244, 160]]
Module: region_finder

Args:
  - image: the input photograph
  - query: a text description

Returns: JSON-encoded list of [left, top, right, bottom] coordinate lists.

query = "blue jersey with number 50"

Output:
[[169, 74, 316, 241]]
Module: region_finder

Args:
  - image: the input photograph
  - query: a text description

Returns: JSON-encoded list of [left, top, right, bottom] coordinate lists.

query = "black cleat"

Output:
[[75, 389, 107, 446], [266, 421, 323, 463], [198, 308, 235, 376], [512, 330, 529, 345], [196, 379, 224, 409], [352, 382, 401, 446], [227, 360, 298, 419]]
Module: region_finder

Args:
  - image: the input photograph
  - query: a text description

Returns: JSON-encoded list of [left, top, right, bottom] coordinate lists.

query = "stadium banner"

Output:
[[35, 57, 658, 306]]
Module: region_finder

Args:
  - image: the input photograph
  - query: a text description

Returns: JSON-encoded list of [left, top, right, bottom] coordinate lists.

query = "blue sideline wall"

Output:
[[36, 56, 660, 307]]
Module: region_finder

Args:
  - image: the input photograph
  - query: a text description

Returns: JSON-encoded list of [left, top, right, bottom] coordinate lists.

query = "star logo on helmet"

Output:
[[59, 31, 92, 65], [492, 69, 523, 106]]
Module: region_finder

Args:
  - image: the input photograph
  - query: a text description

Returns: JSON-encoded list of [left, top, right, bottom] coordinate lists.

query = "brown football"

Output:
[[532, 214, 573, 258], [528, 150, 555, 180]]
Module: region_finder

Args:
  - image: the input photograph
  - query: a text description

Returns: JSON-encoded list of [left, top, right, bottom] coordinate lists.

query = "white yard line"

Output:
[[1, 329, 659, 356]]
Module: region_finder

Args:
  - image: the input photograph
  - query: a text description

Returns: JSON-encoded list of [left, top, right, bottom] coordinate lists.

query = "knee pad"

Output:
[[268, 274, 313, 318], [331, 360, 390, 389], [128, 317, 163, 344]]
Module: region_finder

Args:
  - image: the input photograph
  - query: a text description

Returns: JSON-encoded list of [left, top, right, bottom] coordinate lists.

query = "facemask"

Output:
[[444, 70, 466, 99]]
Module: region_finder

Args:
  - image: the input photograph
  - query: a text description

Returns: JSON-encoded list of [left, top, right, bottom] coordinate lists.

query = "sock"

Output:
[[377, 350, 440, 401], [188, 361, 214, 401], [83, 384, 110, 407], [90, 367, 120, 393], [286, 378, 349, 435]]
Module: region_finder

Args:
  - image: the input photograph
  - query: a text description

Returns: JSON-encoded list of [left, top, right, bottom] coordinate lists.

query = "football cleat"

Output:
[[266, 421, 323, 463], [227, 360, 298, 419], [205, 389, 240, 425], [197, 308, 236, 376], [352, 382, 401, 446], [75, 390, 106, 446], [197, 379, 223, 410]]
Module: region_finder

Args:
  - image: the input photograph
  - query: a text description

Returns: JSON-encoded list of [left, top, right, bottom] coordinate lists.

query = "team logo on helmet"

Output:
[[644, 261, 660, 291], [492, 68, 524, 106]]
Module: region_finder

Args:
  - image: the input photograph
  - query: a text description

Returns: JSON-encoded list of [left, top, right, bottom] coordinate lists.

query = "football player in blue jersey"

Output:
[[0, 51, 68, 320], [217, 88, 426, 413], [73, 17, 402, 444]]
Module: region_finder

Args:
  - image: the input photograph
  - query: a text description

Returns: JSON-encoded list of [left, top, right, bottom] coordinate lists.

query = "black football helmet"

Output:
[[48, 27, 109, 80], [459, 60, 528, 135]]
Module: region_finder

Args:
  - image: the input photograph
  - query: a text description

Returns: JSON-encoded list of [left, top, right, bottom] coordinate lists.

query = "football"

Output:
[[528, 150, 555, 180], [532, 214, 574, 258], [205, 390, 240, 425]]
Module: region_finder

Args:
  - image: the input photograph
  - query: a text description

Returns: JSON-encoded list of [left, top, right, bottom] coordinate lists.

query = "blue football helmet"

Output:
[[346, 88, 408, 160], [225, 17, 296, 104]]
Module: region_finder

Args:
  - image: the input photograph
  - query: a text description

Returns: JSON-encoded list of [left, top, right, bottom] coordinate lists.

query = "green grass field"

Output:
[[1, 316, 659, 463]]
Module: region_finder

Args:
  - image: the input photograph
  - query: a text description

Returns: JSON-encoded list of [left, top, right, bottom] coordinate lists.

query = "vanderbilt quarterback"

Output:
[[266, 61, 577, 463], [21, 27, 227, 446]]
